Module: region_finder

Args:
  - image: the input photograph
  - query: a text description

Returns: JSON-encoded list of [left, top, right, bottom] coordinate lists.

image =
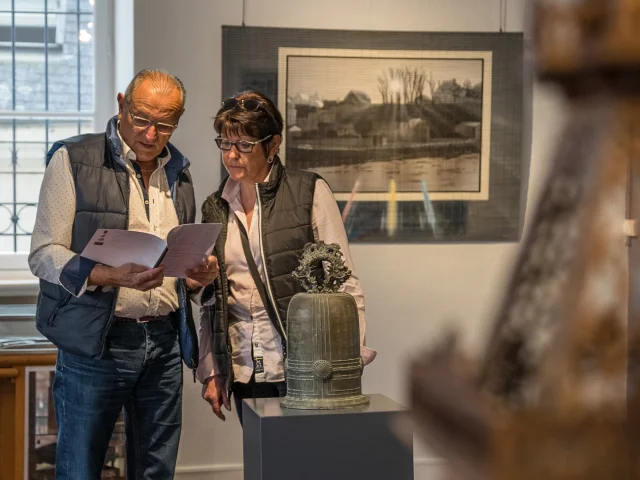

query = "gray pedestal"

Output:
[[242, 393, 413, 480]]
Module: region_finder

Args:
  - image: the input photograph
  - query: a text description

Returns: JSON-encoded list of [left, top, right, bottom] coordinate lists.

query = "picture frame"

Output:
[[278, 47, 493, 202], [221, 27, 526, 242]]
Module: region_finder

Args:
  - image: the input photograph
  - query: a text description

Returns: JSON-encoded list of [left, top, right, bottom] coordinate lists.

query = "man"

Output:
[[29, 69, 218, 480]]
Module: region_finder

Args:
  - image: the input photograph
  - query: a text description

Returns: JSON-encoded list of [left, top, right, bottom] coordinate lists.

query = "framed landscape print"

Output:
[[222, 27, 526, 242], [278, 47, 492, 202]]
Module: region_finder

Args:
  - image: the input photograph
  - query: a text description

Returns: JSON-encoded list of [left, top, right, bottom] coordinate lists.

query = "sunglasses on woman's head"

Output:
[[221, 98, 264, 112]]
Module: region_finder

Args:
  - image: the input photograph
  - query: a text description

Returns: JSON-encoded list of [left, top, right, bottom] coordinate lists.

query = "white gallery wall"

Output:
[[128, 1, 569, 479]]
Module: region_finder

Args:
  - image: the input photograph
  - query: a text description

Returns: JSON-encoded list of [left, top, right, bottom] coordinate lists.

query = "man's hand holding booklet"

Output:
[[80, 223, 222, 279]]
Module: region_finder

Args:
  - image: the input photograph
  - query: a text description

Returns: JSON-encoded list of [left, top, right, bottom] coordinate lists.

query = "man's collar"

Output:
[[116, 122, 134, 161]]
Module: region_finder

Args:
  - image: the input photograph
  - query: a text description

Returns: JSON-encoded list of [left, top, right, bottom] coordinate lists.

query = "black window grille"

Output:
[[0, 0, 94, 253]]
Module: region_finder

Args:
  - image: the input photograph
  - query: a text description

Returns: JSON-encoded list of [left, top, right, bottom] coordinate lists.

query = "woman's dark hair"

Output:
[[214, 90, 283, 155]]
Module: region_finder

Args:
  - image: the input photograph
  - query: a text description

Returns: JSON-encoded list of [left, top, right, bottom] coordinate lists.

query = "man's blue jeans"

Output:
[[52, 317, 183, 479]]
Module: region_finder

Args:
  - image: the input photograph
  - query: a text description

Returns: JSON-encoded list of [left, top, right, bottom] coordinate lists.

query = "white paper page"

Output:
[[160, 223, 222, 278], [81, 229, 167, 269]]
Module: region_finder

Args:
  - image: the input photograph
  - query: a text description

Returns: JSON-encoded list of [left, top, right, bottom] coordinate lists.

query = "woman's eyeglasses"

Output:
[[221, 98, 264, 112], [215, 134, 273, 153]]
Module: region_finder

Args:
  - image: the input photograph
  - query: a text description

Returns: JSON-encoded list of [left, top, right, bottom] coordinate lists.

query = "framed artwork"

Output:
[[222, 27, 526, 242], [278, 48, 492, 202]]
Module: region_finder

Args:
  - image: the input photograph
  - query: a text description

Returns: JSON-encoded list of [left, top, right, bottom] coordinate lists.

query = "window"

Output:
[[0, 0, 95, 259], [0, 2, 62, 50]]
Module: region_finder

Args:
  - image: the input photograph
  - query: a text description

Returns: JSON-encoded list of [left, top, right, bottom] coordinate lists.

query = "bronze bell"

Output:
[[280, 242, 369, 410]]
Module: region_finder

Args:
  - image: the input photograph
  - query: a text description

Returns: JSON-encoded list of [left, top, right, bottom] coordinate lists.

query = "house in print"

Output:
[[341, 90, 372, 107], [288, 93, 325, 132], [294, 104, 319, 132], [288, 125, 302, 139], [454, 121, 481, 139], [286, 97, 297, 126], [433, 79, 467, 104], [398, 117, 430, 142]]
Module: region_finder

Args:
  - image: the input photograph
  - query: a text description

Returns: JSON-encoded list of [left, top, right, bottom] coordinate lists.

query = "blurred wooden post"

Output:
[[411, 2, 640, 478]]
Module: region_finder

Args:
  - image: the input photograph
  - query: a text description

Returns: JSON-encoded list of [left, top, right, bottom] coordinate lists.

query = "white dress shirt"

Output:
[[29, 130, 181, 318], [196, 173, 376, 384]]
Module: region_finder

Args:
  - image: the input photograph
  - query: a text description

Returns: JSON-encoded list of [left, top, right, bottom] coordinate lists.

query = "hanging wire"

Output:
[[242, 0, 246, 27], [503, 0, 508, 32], [499, 0, 508, 32]]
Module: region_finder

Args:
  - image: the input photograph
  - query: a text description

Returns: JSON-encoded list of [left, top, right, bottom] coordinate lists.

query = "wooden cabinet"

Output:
[[0, 349, 126, 480]]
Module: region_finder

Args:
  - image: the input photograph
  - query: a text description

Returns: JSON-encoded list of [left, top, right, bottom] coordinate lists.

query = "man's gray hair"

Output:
[[124, 69, 187, 108]]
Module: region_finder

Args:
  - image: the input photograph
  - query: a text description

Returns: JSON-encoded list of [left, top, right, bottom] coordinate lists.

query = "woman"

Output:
[[197, 90, 376, 424]]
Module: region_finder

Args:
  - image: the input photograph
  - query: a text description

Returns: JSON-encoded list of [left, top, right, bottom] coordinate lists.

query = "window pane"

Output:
[[0, 12, 57, 44], [46, 120, 93, 147], [15, 143, 46, 172], [49, 13, 82, 111], [0, 121, 14, 142], [16, 172, 43, 203], [16, 120, 46, 141], [15, 203, 37, 234], [80, 0, 93, 13], [46, 0, 69, 14], [0, 236, 14, 253], [14, 16, 46, 111], [0, 200, 13, 250], [0, 143, 14, 171], [0, 173, 14, 202], [79, 119, 93, 134], [46, 12, 57, 42], [17, 234, 31, 252], [0, 80, 10, 111], [79, 13, 93, 110], [13, 11, 46, 26], [48, 119, 79, 141], [48, 0, 84, 13], [0, 1, 11, 12], [14, 0, 45, 11]]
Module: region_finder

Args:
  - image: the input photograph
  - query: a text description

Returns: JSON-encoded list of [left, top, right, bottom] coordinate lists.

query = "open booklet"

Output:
[[80, 223, 222, 278]]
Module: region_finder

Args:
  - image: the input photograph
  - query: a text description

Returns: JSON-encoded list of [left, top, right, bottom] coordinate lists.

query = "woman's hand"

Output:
[[202, 375, 231, 421], [185, 255, 219, 292]]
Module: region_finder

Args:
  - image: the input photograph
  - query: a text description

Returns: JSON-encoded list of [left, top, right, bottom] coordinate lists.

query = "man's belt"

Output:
[[114, 315, 171, 323]]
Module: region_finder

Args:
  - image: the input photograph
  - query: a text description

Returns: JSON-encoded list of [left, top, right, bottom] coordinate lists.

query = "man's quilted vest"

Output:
[[35, 117, 198, 369]]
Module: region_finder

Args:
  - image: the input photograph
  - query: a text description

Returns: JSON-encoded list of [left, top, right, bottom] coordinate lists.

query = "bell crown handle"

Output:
[[292, 241, 352, 294]]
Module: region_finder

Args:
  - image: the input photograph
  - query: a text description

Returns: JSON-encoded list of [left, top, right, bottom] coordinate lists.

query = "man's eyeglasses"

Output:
[[125, 99, 178, 136], [215, 135, 273, 153], [221, 98, 264, 112]]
